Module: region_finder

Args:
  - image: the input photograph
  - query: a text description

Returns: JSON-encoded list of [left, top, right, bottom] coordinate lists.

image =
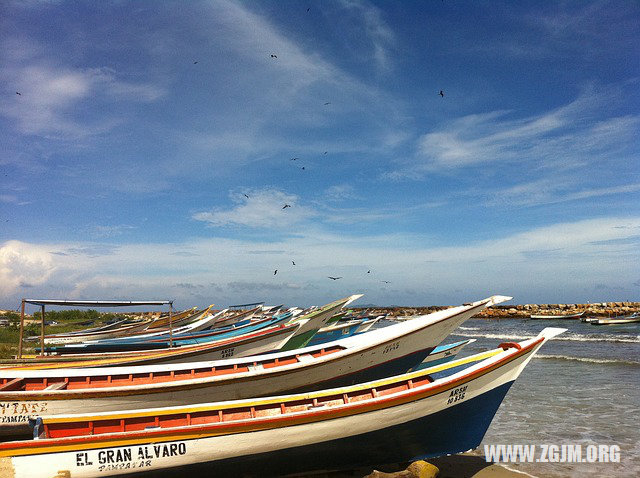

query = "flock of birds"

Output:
[[10, 5, 448, 287], [271, 266, 390, 284]]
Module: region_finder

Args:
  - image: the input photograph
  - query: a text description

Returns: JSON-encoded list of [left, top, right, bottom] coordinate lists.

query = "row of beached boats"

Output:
[[0, 294, 564, 478]]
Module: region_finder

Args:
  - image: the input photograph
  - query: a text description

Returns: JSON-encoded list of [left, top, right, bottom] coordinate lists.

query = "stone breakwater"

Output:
[[358, 302, 640, 319]]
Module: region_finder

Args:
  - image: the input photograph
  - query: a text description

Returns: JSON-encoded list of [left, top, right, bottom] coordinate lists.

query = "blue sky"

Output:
[[1, 0, 639, 309]]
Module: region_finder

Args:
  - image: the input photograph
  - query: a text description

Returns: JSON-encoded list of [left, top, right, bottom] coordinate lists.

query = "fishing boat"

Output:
[[0, 327, 564, 478], [39, 307, 213, 345], [211, 304, 266, 328], [530, 311, 585, 320], [580, 316, 599, 323], [42, 309, 290, 354], [0, 298, 504, 435], [410, 339, 475, 370], [590, 312, 640, 326], [1, 296, 359, 370], [144, 307, 200, 329], [307, 316, 380, 346]]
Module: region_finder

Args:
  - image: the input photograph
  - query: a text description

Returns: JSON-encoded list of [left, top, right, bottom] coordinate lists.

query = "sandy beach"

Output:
[[291, 452, 541, 478]]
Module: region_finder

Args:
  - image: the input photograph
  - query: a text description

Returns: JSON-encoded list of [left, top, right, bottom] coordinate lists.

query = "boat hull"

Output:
[[530, 311, 584, 320]]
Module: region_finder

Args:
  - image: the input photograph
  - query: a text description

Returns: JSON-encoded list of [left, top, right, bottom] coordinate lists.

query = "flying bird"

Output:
[[328, 276, 342, 280], [301, 166, 305, 170], [323, 151, 328, 155], [274, 269, 278, 275], [282, 204, 291, 209], [270, 54, 277, 58], [15, 92, 21, 96], [243, 194, 249, 199], [290, 157, 299, 161], [381, 280, 391, 284], [324, 102, 331, 105], [193, 61, 198, 64], [439, 90, 444, 97], [367, 270, 371, 274], [292, 261, 296, 266]]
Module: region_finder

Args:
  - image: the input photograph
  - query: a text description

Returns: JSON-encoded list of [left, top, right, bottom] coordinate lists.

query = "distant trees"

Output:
[[29, 309, 118, 323]]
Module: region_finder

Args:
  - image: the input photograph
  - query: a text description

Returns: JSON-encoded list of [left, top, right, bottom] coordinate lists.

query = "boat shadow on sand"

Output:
[[131, 453, 512, 478]]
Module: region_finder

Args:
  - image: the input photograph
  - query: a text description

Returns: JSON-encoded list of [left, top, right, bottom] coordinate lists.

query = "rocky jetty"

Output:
[[357, 302, 640, 319]]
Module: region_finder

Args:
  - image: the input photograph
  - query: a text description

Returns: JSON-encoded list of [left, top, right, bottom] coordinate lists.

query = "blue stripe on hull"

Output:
[[308, 325, 360, 346], [133, 381, 514, 477]]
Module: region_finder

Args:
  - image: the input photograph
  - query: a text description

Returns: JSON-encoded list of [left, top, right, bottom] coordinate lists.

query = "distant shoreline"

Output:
[[354, 301, 640, 319], [2, 301, 638, 321]]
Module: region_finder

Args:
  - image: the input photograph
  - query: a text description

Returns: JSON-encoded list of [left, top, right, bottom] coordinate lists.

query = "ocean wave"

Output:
[[451, 331, 640, 344], [457, 326, 480, 331], [534, 354, 640, 366]]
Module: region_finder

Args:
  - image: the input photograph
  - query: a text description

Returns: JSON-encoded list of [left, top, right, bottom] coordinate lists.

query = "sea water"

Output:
[[450, 318, 640, 477]]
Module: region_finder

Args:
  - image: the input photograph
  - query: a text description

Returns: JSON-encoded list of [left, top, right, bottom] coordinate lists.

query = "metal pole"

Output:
[[40, 305, 45, 357], [18, 299, 25, 359], [169, 301, 173, 348]]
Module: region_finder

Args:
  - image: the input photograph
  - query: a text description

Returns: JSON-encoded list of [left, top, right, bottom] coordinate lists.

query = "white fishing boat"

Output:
[[0, 327, 563, 478], [530, 311, 584, 320], [590, 312, 640, 326]]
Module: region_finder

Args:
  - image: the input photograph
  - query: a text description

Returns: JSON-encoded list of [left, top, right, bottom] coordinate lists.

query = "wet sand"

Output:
[[292, 452, 542, 478]]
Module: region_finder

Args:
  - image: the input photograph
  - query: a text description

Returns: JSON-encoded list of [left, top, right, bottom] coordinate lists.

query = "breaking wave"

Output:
[[534, 354, 640, 366], [451, 331, 640, 344]]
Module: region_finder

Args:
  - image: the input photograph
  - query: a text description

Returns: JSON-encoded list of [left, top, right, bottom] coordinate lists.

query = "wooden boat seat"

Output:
[[0, 378, 24, 391], [43, 382, 68, 391], [296, 354, 315, 363]]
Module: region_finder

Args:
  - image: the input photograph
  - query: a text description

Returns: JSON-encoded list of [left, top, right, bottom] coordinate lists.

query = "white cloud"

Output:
[[192, 189, 316, 228], [0, 240, 56, 297], [2, 217, 639, 307]]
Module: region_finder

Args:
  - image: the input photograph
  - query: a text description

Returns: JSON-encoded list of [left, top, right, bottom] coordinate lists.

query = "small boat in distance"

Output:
[[530, 311, 585, 320], [590, 312, 640, 326], [580, 316, 599, 323]]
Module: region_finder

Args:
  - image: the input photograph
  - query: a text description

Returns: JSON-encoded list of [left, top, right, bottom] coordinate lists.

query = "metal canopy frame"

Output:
[[18, 298, 174, 359]]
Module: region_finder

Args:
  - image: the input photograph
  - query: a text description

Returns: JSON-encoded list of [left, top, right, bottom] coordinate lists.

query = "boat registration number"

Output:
[[447, 385, 468, 405], [220, 347, 235, 358], [382, 342, 400, 354]]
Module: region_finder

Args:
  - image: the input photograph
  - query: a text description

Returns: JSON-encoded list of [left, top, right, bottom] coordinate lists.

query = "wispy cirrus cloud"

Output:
[[488, 180, 640, 207], [1, 57, 166, 138], [335, 0, 397, 71], [387, 86, 639, 179]]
